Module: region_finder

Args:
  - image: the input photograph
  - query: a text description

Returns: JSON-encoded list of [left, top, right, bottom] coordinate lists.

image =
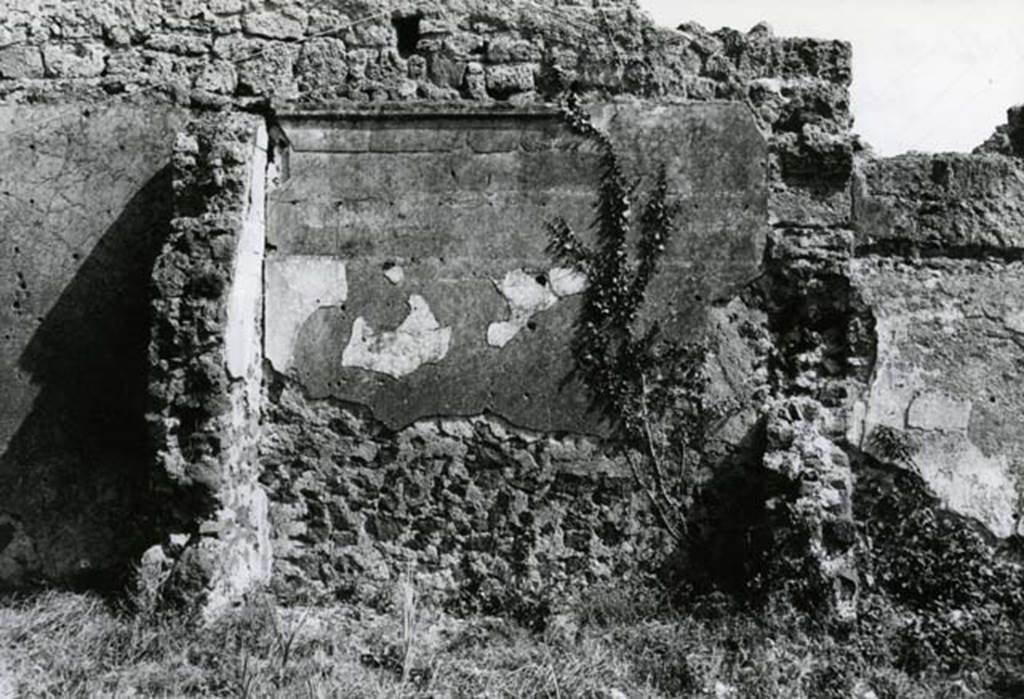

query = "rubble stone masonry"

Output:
[[0, 0, 1021, 615]]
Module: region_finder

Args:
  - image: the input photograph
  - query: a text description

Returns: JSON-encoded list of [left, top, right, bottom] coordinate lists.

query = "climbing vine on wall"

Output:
[[546, 94, 709, 543]]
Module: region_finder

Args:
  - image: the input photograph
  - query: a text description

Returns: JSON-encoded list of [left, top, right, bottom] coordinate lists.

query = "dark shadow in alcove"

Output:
[[392, 13, 422, 59], [0, 166, 173, 593], [659, 416, 778, 599]]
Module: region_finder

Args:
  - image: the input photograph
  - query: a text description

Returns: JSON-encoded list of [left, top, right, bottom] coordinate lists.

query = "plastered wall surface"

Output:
[[0, 0, 866, 604], [266, 103, 766, 433], [257, 102, 768, 603], [849, 154, 1024, 540], [2, 0, 1022, 614], [0, 102, 187, 585], [849, 258, 1024, 537]]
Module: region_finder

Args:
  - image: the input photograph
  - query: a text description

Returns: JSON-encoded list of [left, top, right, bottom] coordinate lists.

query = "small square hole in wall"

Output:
[[393, 14, 421, 58]]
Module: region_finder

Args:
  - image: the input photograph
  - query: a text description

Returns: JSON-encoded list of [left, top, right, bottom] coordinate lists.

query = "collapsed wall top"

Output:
[[0, 0, 851, 102], [0, 0, 858, 215]]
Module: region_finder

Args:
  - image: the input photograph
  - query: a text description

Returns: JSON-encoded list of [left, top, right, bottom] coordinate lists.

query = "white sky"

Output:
[[638, 0, 1024, 156]]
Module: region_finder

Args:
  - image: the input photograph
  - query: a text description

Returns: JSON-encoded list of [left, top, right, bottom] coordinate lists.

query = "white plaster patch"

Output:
[[383, 263, 405, 285], [342, 294, 452, 379], [487, 267, 588, 348], [548, 266, 588, 297], [1003, 308, 1024, 334], [852, 315, 926, 441], [225, 126, 267, 382], [264, 256, 348, 373], [202, 481, 273, 621], [855, 314, 1021, 538], [907, 392, 972, 432], [913, 438, 1019, 538]]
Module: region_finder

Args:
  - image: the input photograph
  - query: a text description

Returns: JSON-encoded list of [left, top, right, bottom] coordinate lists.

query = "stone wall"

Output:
[[147, 110, 273, 613], [261, 384, 673, 607], [256, 101, 768, 604], [8, 0, 1020, 619], [0, 0, 856, 605], [848, 154, 1024, 541], [0, 0, 855, 190]]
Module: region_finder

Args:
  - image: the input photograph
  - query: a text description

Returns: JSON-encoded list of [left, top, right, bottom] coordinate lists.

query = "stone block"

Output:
[[487, 37, 542, 64], [0, 45, 44, 79], [42, 42, 107, 78], [485, 63, 535, 98], [210, 0, 244, 14], [427, 52, 466, 89], [294, 37, 349, 99], [855, 154, 1024, 253], [242, 10, 307, 40], [195, 59, 237, 94], [234, 41, 299, 99], [145, 32, 211, 56]]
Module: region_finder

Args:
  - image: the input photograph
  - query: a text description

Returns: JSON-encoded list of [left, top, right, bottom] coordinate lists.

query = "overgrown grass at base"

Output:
[[1, 581, 1021, 698]]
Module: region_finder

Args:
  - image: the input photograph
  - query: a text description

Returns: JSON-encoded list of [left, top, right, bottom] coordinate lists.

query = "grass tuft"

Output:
[[1, 575, 1021, 697]]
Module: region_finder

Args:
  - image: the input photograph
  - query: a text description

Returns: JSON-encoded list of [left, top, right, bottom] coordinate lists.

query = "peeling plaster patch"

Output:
[[1003, 308, 1024, 335], [849, 317, 925, 444], [225, 124, 267, 382], [383, 263, 404, 285], [265, 256, 348, 373], [548, 266, 588, 297], [907, 392, 972, 432], [202, 482, 274, 620], [913, 438, 1020, 538], [342, 294, 452, 379], [487, 267, 587, 348], [855, 314, 1020, 538]]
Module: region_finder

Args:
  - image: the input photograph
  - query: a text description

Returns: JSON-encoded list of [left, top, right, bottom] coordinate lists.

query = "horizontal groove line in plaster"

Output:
[[272, 99, 755, 122], [854, 243, 1024, 263]]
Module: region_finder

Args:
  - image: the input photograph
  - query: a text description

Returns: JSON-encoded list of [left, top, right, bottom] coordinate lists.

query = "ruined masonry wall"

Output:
[[0, 0, 856, 595], [147, 112, 272, 610], [258, 102, 768, 604], [849, 154, 1024, 540], [0, 0, 855, 196], [23, 0, 1020, 616]]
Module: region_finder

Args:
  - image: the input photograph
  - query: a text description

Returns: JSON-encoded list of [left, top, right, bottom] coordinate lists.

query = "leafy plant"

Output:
[[868, 425, 917, 465], [858, 468, 1024, 675], [546, 94, 709, 543]]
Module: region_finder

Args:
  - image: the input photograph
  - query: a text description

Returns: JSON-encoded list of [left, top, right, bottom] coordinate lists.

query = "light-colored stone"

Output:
[[485, 63, 535, 97], [195, 60, 238, 94], [0, 45, 44, 79], [210, 0, 244, 13], [242, 10, 307, 40], [383, 263, 405, 285], [907, 392, 972, 433], [42, 42, 106, 78]]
